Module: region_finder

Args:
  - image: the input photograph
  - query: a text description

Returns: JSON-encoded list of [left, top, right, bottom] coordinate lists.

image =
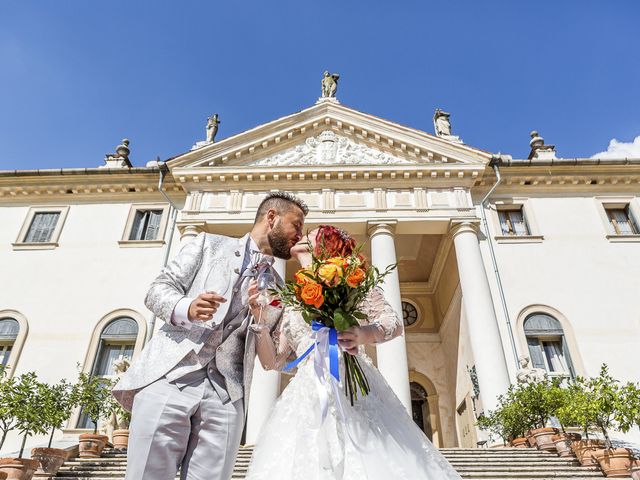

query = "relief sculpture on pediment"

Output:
[[249, 130, 414, 167]]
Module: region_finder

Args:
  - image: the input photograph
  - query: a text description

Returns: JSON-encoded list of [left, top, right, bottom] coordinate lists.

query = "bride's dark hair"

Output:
[[313, 225, 356, 258]]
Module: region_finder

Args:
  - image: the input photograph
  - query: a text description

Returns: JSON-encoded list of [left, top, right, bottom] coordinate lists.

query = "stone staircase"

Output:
[[50, 446, 632, 479]]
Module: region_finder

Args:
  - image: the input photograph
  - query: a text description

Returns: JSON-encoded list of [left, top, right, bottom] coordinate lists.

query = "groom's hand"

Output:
[[188, 293, 227, 321]]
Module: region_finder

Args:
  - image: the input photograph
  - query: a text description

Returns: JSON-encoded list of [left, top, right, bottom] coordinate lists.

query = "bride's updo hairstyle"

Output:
[[313, 225, 357, 258]]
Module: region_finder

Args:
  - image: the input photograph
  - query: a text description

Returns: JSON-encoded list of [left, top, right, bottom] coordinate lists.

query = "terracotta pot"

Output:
[[571, 439, 606, 466], [0, 458, 40, 480], [0, 471, 6, 479], [112, 429, 129, 450], [592, 448, 633, 478], [78, 433, 109, 458], [532, 427, 560, 452], [511, 437, 529, 448], [524, 429, 536, 447], [30, 447, 67, 475], [552, 434, 574, 458], [629, 459, 640, 480]]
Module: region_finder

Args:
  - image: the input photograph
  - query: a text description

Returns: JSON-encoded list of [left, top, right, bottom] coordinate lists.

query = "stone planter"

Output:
[[112, 429, 129, 451], [510, 437, 529, 448], [30, 448, 67, 476], [629, 459, 640, 480], [592, 448, 633, 478], [532, 427, 559, 452], [571, 439, 606, 466], [0, 458, 39, 480], [78, 433, 109, 458]]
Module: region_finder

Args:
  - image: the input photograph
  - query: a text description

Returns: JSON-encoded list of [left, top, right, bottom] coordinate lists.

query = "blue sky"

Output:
[[1, 1, 639, 170]]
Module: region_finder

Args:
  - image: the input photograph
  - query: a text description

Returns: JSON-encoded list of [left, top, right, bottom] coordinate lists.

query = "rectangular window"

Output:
[[24, 212, 60, 243], [129, 209, 163, 241], [498, 208, 530, 236], [0, 344, 12, 368], [605, 205, 639, 235]]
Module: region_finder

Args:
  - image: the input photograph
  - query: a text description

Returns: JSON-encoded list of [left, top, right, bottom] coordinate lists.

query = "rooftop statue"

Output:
[[206, 114, 221, 143], [321, 71, 340, 98]]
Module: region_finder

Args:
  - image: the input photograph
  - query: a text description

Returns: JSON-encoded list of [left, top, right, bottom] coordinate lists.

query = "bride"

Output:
[[245, 225, 462, 480]]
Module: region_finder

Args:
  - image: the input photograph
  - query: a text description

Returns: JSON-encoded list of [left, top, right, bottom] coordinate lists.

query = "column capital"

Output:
[[366, 220, 398, 237], [178, 222, 206, 241], [449, 220, 481, 239]]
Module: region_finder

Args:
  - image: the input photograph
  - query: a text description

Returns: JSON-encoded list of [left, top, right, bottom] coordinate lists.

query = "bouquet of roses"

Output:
[[276, 239, 395, 405]]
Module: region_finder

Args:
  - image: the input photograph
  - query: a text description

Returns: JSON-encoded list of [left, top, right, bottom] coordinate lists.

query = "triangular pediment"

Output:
[[168, 101, 492, 171]]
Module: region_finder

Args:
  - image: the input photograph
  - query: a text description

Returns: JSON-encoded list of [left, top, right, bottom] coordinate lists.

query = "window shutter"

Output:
[[527, 337, 546, 369], [25, 212, 59, 243], [561, 336, 576, 378], [129, 211, 146, 240], [510, 210, 529, 236], [144, 210, 162, 240], [498, 211, 510, 235]]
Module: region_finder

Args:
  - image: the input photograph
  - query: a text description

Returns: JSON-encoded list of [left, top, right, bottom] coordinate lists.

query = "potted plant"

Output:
[[0, 367, 18, 452], [580, 365, 634, 477], [31, 379, 75, 476], [0, 372, 46, 480], [108, 396, 131, 450], [73, 372, 113, 458], [477, 388, 531, 447], [559, 375, 606, 466], [514, 378, 562, 452]]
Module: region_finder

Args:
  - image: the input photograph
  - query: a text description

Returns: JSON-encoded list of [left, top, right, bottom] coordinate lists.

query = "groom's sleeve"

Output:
[[144, 232, 207, 326]]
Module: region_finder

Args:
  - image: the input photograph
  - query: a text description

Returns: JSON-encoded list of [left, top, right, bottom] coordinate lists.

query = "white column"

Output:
[[244, 258, 285, 444], [367, 221, 412, 413], [451, 222, 510, 413]]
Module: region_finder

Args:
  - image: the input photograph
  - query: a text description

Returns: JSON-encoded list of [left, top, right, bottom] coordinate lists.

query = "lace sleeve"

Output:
[[268, 314, 296, 371], [358, 287, 403, 342]]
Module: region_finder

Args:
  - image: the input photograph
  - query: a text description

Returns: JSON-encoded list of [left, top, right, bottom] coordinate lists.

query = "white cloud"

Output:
[[592, 135, 640, 159]]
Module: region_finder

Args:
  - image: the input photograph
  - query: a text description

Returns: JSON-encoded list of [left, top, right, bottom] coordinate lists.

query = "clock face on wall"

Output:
[[402, 301, 418, 327]]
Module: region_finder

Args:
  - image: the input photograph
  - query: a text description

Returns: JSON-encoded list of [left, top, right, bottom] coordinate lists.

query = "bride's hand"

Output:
[[338, 326, 368, 356], [247, 281, 265, 322]]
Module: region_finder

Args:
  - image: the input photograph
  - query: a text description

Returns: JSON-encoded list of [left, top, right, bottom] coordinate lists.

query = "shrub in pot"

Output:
[[0, 372, 48, 480], [103, 393, 131, 451], [582, 365, 634, 477], [73, 372, 113, 458], [514, 377, 563, 452], [31, 380, 75, 476], [476, 387, 531, 447], [558, 376, 605, 466]]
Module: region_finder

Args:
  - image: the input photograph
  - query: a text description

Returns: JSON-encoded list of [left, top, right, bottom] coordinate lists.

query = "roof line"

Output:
[[494, 157, 640, 167]]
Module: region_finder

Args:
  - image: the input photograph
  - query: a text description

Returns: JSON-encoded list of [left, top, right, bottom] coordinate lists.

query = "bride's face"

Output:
[[290, 228, 318, 258]]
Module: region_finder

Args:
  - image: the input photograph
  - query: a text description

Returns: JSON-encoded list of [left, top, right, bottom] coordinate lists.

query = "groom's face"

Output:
[[267, 208, 304, 260]]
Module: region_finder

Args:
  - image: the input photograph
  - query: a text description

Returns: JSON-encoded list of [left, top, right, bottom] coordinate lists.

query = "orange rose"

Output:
[[346, 267, 366, 288], [317, 262, 343, 286], [300, 282, 324, 308], [294, 268, 315, 286]]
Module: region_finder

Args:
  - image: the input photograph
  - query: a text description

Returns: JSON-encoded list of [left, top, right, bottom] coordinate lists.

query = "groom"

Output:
[[113, 192, 307, 480]]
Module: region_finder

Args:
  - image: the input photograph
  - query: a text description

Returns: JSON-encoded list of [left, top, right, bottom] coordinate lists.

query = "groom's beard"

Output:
[[268, 221, 292, 260]]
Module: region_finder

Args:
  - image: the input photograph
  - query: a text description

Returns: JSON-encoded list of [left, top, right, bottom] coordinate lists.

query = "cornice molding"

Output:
[[0, 169, 184, 203], [168, 102, 492, 171]]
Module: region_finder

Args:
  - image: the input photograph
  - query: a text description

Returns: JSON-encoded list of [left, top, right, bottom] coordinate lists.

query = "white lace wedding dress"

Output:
[[245, 289, 462, 480]]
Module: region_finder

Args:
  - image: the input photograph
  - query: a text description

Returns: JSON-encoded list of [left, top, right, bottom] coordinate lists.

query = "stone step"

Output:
[[50, 447, 630, 480]]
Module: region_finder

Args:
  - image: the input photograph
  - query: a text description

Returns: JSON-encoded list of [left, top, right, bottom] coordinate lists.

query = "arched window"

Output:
[[91, 317, 138, 376], [524, 313, 575, 378], [77, 317, 138, 428], [402, 301, 418, 327], [0, 318, 19, 369]]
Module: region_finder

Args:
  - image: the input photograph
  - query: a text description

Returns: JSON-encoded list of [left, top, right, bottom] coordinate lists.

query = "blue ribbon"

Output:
[[283, 321, 340, 382]]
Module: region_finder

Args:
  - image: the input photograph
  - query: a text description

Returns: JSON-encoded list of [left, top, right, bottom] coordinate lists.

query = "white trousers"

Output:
[[125, 375, 244, 480]]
